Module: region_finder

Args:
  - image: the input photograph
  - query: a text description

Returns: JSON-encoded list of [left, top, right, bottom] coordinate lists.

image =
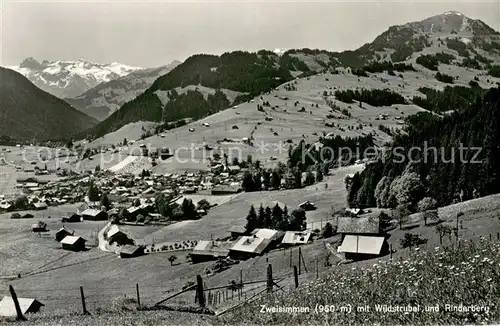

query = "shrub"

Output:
[[399, 232, 428, 248], [435, 72, 454, 84]]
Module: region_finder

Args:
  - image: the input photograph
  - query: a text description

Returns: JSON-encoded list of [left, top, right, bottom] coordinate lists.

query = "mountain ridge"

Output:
[[65, 60, 182, 120], [0, 67, 98, 141], [88, 11, 500, 139], [9, 58, 142, 99]]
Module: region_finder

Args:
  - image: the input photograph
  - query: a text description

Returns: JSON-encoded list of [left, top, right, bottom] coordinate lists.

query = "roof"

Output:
[[192, 240, 230, 257], [107, 225, 127, 238], [33, 202, 47, 208], [282, 231, 312, 245], [251, 228, 284, 241], [338, 235, 385, 255], [60, 235, 86, 245], [56, 227, 74, 235], [0, 297, 44, 317], [228, 225, 247, 234], [80, 208, 103, 217], [120, 245, 143, 255], [337, 217, 380, 234], [230, 236, 272, 254]]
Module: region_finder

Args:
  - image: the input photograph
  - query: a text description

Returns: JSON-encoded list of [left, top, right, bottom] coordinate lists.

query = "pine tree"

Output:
[[242, 172, 255, 192], [271, 170, 281, 189], [246, 205, 258, 233], [257, 204, 266, 228], [100, 192, 111, 210], [271, 204, 284, 230], [265, 207, 272, 228], [87, 180, 100, 202]]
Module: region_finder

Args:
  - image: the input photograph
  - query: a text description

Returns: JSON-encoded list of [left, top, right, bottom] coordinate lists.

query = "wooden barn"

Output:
[[55, 227, 74, 242], [62, 214, 81, 223], [81, 209, 108, 221], [281, 231, 313, 247], [336, 216, 389, 260], [0, 297, 44, 317], [119, 245, 145, 258], [228, 225, 249, 240], [190, 240, 229, 263], [106, 225, 133, 246], [337, 235, 389, 261], [60, 236, 86, 251]]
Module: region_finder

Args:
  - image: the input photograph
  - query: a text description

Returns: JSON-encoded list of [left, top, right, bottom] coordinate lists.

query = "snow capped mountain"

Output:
[[65, 60, 182, 121], [9, 57, 142, 99]]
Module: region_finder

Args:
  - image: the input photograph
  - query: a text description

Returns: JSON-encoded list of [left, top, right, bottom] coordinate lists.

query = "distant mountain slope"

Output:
[[89, 11, 500, 139], [9, 57, 141, 99], [65, 61, 181, 120], [0, 67, 98, 141], [89, 51, 299, 137]]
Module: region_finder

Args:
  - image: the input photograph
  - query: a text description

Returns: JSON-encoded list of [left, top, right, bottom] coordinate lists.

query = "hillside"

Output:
[[88, 51, 308, 137], [0, 67, 98, 141], [348, 85, 500, 212], [9, 57, 141, 99], [65, 61, 181, 120], [89, 11, 500, 139]]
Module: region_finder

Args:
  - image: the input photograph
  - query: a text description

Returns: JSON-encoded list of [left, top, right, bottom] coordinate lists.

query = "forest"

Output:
[[347, 86, 500, 213]]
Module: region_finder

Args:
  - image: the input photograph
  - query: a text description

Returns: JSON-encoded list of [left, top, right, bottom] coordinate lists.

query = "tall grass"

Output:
[[221, 238, 500, 325]]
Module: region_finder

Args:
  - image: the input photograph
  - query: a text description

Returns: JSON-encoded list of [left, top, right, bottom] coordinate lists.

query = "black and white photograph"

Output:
[[0, 0, 500, 325]]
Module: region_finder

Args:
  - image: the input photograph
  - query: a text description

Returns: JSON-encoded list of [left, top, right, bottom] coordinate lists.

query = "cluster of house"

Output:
[[190, 210, 390, 264], [190, 227, 313, 264]]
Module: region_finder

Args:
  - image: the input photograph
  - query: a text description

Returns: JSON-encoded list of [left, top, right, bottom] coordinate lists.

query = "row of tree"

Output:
[[246, 204, 307, 232]]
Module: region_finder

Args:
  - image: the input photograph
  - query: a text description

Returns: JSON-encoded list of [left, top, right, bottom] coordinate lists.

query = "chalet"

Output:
[[81, 209, 108, 221], [251, 228, 285, 244], [190, 240, 229, 263], [228, 225, 249, 240], [281, 231, 313, 247], [55, 227, 74, 242], [107, 225, 133, 246], [337, 216, 380, 238], [298, 201, 316, 211], [0, 297, 44, 317], [32, 202, 48, 210], [126, 206, 147, 219], [31, 221, 47, 233], [119, 245, 145, 258], [337, 235, 389, 261], [60, 236, 86, 251], [229, 235, 273, 260], [0, 203, 13, 212], [62, 214, 81, 223]]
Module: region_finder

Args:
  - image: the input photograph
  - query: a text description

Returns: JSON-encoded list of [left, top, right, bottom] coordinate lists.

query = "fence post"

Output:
[[196, 275, 205, 307], [298, 248, 301, 275], [293, 266, 299, 289], [80, 286, 89, 315], [289, 248, 292, 267], [134, 283, 140, 308], [9, 285, 26, 321], [240, 269, 243, 285], [267, 264, 273, 293], [490, 233, 492, 241], [316, 257, 319, 279], [390, 244, 393, 260], [497, 232, 499, 241]]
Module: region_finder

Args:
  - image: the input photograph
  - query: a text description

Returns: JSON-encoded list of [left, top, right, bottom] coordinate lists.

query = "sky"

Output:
[[1, 0, 500, 68]]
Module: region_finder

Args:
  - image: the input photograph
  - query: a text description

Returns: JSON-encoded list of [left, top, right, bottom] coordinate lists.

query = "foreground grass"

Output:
[[221, 238, 500, 325], [0, 310, 215, 326], [2, 239, 499, 325]]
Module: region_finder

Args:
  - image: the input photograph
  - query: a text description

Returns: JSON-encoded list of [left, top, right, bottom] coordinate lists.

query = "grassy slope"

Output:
[[0, 68, 98, 141]]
